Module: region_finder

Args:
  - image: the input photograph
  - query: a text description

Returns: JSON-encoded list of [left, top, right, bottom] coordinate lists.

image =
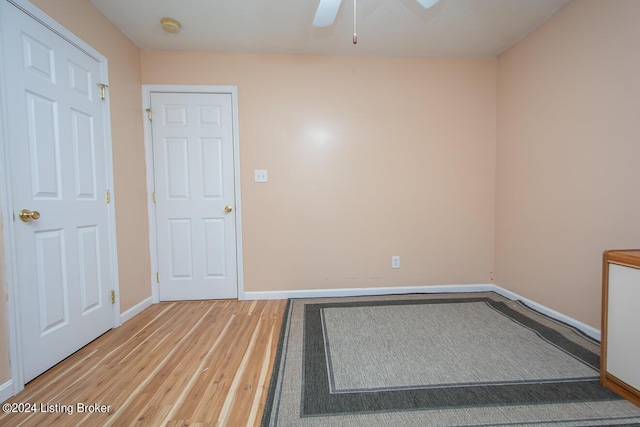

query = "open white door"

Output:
[[150, 92, 239, 300], [0, 0, 117, 383]]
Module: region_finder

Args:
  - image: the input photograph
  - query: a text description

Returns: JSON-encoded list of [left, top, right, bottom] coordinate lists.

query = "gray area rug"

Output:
[[262, 292, 640, 426]]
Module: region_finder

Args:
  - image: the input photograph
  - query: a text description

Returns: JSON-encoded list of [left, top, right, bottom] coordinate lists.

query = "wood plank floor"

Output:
[[0, 299, 287, 427]]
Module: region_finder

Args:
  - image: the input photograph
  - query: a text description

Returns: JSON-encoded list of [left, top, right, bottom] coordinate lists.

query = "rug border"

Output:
[[260, 299, 292, 427]]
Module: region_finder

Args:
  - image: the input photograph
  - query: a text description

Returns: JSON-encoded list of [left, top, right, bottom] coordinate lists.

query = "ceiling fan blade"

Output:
[[415, 0, 440, 8], [313, 0, 342, 27]]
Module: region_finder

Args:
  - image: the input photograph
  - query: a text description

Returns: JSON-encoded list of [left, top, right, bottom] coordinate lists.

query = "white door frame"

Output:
[[142, 85, 244, 302], [0, 0, 120, 396]]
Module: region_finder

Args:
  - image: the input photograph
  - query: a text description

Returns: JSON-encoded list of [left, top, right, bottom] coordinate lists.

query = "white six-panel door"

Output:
[[1, 0, 115, 382], [151, 92, 238, 300]]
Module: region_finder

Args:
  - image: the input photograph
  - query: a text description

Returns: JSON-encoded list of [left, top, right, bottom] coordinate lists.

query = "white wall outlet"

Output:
[[392, 256, 400, 269], [254, 169, 268, 183]]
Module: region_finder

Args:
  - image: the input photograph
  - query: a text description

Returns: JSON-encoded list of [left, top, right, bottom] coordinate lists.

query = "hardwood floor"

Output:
[[0, 299, 287, 427]]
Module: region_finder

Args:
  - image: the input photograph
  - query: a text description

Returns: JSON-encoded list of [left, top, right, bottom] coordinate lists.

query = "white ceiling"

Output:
[[89, 0, 572, 57]]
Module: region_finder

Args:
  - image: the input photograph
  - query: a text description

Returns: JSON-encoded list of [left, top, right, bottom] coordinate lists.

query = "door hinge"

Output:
[[146, 108, 152, 121], [156, 272, 160, 283], [152, 192, 156, 203], [98, 83, 109, 100], [110, 290, 116, 304], [105, 189, 111, 203]]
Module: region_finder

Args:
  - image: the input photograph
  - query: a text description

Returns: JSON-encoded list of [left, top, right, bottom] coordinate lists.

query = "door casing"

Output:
[[0, 0, 120, 396], [142, 85, 244, 302]]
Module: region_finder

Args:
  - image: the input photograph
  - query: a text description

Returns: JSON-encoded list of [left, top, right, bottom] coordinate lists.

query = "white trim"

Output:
[[120, 296, 154, 324], [491, 286, 601, 341], [142, 85, 244, 302], [0, 0, 24, 394], [100, 57, 121, 328], [0, 0, 119, 394], [231, 88, 245, 300], [142, 90, 159, 304], [243, 284, 495, 300], [0, 380, 13, 403], [243, 283, 601, 341]]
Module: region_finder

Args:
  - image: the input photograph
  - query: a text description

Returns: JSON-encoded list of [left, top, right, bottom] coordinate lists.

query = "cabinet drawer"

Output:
[[606, 264, 640, 391], [601, 250, 640, 406]]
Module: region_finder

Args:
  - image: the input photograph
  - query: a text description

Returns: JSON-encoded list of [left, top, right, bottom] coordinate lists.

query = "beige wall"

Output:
[[495, 0, 640, 328], [142, 52, 497, 292]]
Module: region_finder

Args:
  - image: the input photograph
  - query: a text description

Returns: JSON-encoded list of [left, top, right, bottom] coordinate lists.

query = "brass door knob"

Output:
[[224, 205, 233, 213], [19, 209, 40, 222]]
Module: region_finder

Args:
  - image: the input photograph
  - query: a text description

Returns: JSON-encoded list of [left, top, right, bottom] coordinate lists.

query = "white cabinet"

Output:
[[601, 250, 640, 406]]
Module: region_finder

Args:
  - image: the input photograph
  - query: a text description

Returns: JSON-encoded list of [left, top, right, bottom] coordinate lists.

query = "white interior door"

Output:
[[151, 92, 238, 300], [1, 0, 116, 382]]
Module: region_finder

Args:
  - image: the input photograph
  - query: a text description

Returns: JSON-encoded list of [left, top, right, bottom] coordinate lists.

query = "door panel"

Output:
[[204, 219, 226, 277], [35, 229, 67, 333], [1, 0, 115, 382], [169, 219, 193, 278], [68, 60, 93, 99], [26, 92, 62, 198], [201, 138, 224, 198], [78, 226, 101, 313], [22, 33, 55, 81], [71, 109, 98, 199], [165, 137, 190, 198], [152, 92, 237, 300]]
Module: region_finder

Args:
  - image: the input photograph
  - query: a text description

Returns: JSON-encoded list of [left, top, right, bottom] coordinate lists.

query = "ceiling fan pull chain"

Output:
[[353, 0, 357, 44]]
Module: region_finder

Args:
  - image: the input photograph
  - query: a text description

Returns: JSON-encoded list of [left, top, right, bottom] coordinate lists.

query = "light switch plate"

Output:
[[254, 169, 268, 183]]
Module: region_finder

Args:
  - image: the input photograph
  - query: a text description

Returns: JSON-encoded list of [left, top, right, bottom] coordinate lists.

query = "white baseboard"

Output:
[[0, 380, 13, 403], [242, 283, 600, 341], [242, 284, 495, 301], [120, 296, 154, 325], [491, 286, 600, 341]]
